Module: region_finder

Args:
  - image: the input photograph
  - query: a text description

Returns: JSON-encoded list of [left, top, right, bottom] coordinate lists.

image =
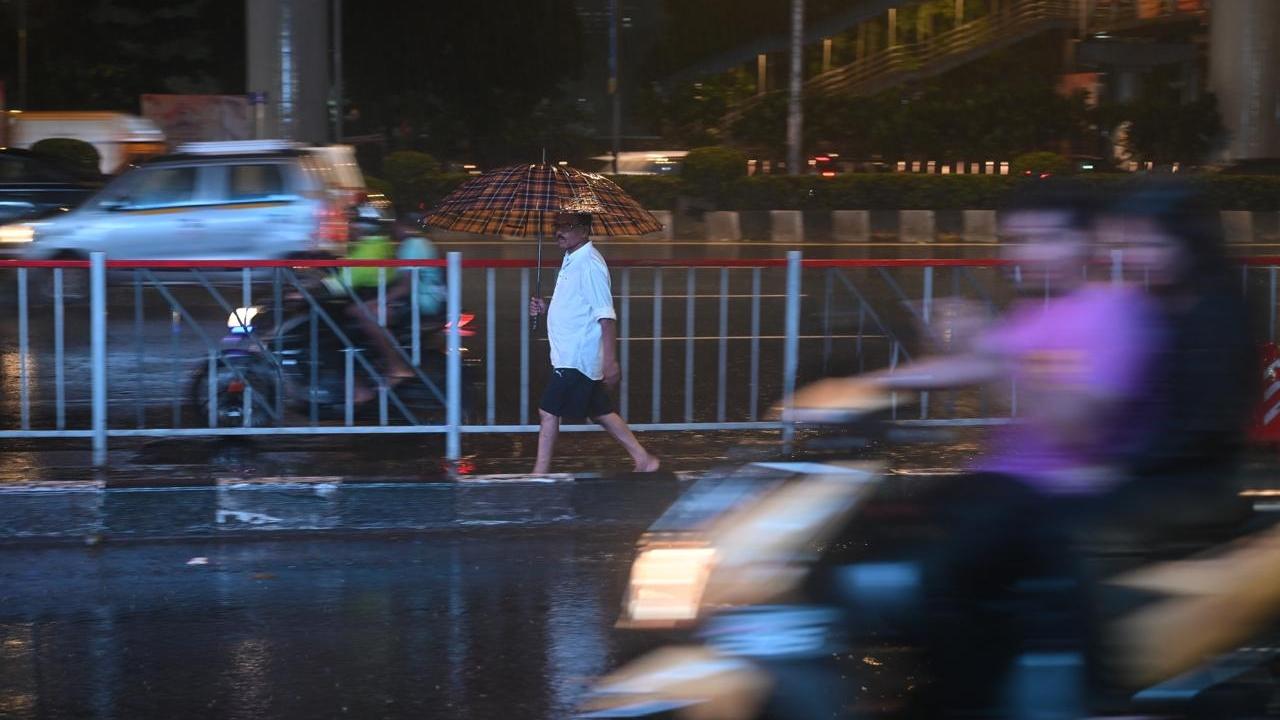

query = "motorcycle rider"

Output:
[[350, 213, 447, 382], [336, 203, 423, 401], [1088, 180, 1256, 553], [794, 181, 1164, 717]]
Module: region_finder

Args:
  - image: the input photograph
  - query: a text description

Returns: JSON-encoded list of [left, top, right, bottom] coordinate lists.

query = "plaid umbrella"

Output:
[[422, 163, 663, 237]]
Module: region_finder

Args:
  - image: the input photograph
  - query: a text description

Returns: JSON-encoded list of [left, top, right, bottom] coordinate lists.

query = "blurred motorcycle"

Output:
[[578, 387, 1280, 719], [187, 272, 479, 427]]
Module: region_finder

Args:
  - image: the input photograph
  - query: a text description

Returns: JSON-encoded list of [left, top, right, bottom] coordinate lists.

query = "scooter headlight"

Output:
[[227, 306, 261, 334], [620, 546, 717, 627]]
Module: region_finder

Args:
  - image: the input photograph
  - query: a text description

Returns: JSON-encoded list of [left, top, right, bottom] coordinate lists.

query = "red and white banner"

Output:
[[141, 94, 252, 146]]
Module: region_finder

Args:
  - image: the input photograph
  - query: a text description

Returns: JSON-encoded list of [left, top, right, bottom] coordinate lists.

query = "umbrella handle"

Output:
[[532, 234, 544, 331]]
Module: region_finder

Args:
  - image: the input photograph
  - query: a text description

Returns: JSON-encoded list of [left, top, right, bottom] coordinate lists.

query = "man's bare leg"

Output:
[[593, 412, 660, 472], [534, 409, 561, 475]]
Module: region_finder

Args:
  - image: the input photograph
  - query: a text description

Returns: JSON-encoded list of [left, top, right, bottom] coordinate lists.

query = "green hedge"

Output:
[[31, 138, 101, 176], [379, 172, 1280, 213], [610, 176, 684, 210], [712, 174, 1280, 211]]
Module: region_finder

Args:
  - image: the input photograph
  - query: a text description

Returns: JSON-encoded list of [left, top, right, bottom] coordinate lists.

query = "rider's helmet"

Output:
[[348, 202, 389, 241]]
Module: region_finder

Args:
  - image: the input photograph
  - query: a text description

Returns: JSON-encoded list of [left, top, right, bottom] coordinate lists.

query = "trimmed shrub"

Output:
[[682, 146, 748, 199], [374, 170, 1280, 215], [610, 175, 683, 210], [31, 138, 101, 175], [383, 150, 442, 185], [1011, 151, 1073, 178]]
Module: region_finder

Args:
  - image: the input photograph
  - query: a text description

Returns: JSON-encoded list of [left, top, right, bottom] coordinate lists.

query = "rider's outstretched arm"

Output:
[[872, 352, 1006, 391]]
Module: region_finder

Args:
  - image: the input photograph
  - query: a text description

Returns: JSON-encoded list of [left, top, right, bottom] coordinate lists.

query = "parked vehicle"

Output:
[[7, 111, 167, 174], [0, 148, 101, 226], [579, 390, 1280, 719]]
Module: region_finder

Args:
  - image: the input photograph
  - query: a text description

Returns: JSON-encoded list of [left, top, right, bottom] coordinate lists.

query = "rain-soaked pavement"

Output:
[[0, 531, 656, 720]]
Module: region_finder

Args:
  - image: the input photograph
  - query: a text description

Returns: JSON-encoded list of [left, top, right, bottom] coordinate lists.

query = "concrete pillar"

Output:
[[246, 0, 330, 143], [1209, 0, 1280, 160], [770, 210, 804, 242], [649, 210, 675, 240], [757, 54, 768, 95], [888, 8, 897, 48], [1221, 210, 1255, 244], [962, 210, 998, 242], [832, 210, 870, 242], [900, 210, 936, 243], [706, 211, 742, 242]]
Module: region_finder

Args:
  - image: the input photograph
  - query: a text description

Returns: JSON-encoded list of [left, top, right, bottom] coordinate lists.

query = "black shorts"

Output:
[[539, 368, 614, 420]]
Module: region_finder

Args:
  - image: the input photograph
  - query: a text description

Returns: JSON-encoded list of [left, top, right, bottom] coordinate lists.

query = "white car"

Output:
[[4, 140, 357, 263]]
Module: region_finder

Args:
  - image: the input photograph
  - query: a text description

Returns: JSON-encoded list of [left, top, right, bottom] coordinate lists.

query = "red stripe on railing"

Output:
[[4, 257, 1280, 269]]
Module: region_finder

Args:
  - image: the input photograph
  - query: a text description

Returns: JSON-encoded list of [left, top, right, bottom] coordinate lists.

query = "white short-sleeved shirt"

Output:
[[548, 242, 617, 380]]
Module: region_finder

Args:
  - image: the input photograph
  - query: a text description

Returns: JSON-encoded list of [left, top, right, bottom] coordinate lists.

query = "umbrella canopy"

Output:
[[422, 163, 663, 237]]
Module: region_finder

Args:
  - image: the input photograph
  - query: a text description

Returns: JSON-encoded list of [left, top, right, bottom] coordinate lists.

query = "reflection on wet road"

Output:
[[0, 531, 648, 720]]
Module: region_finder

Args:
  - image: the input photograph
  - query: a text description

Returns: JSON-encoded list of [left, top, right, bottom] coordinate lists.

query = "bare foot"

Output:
[[634, 454, 661, 473]]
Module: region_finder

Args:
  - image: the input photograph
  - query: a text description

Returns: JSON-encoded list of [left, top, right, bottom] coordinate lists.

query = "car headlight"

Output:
[[620, 545, 717, 627], [0, 224, 35, 244]]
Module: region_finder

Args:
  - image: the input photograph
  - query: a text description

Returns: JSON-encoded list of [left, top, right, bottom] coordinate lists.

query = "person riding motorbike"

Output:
[[343, 210, 447, 390], [792, 181, 1166, 717], [1088, 180, 1256, 554]]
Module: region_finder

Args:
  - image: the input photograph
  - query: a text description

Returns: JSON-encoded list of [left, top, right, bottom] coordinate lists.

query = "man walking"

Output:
[[528, 211, 660, 475]]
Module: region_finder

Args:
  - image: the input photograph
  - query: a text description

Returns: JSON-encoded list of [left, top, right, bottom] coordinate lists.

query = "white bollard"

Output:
[[1221, 210, 1255, 244], [770, 210, 804, 242], [705, 211, 742, 242], [899, 210, 936, 243], [648, 210, 675, 240], [962, 210, 998, 242], [832, 210, 871, 242]]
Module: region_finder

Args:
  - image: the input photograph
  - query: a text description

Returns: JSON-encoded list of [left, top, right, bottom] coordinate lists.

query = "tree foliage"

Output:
[[342, 0, 588, 166], [0, 0, 243, 110], [1097, 68, 1224, 165]]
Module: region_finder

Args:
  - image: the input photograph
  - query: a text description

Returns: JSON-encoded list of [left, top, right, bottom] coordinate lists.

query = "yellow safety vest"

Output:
[[344, 234, 393, 289]]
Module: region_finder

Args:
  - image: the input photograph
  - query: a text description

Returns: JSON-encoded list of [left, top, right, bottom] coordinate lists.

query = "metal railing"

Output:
[[724, 0, 1204, 126], [1, 250, 1273, 466]]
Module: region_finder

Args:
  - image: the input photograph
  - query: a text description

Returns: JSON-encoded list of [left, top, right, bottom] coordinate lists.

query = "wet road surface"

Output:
[[0, 530, 657, 720]]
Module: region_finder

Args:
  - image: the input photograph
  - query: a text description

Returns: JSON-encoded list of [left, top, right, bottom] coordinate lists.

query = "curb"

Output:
[[0, 473, 689, 545]]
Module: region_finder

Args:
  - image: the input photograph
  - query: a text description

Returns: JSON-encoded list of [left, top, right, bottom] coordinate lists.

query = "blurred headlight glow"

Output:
[[227, 306, 261, 333], [0, 224, 34, 244], [622, 546, 717, 626]]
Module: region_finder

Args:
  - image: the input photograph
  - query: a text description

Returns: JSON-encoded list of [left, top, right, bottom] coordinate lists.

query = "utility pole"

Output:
[[609, 0, 621, 174], [17, 0, 28, 109], [787, 0, 804, 175], [332, 0, 343, 142]]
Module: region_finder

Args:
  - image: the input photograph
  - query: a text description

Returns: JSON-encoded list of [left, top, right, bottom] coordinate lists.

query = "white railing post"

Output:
[[446, 252, 462, 460], [91, 252, 108, 466], [783, 251, 802, 447]]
